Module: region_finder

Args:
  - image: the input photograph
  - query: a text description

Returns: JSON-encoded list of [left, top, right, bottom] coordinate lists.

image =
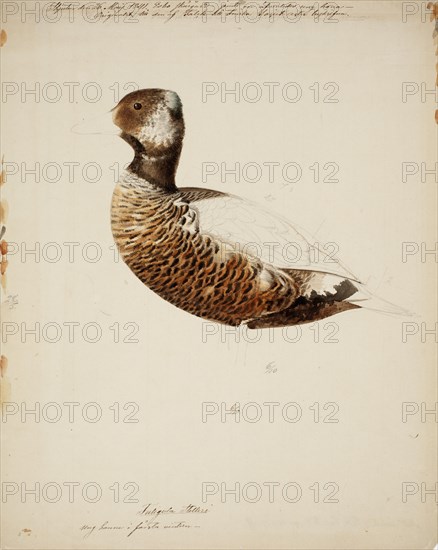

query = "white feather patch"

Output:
[[138, 103, 177, 147], [301, 272, 348, 298], [259, 268, 274, 291], [164, 91, 181, 111]]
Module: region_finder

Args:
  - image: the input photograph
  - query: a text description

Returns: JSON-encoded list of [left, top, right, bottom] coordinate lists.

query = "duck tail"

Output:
[[300, 272, 414, 318], [246, 273, 413, 330]]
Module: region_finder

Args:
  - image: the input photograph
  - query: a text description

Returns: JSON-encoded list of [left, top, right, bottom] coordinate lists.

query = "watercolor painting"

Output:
[[79, 88, 406, 328], [2, 2, 436, 547]]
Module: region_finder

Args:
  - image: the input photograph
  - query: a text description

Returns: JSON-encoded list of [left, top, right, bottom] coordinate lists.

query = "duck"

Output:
[[106, 88, 399, 328]]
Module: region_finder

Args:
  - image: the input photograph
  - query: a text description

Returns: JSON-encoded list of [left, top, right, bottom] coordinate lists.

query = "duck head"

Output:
[[112, 89, 185, 191]]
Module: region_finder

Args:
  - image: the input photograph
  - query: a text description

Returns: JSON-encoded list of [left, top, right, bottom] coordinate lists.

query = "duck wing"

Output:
[[179, 188, 361, 283]]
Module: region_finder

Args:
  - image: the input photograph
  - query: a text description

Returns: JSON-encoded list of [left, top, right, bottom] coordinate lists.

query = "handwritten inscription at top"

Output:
[[46, 1, 353, 23]]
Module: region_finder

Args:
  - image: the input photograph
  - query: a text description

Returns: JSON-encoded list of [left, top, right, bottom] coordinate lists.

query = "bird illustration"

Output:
[[86, 88, 405, 328]]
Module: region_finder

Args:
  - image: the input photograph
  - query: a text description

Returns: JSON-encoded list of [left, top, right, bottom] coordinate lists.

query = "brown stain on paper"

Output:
[[0, 156, 8, 287], [0, 156, 5, 186], [0, 29, 6, 47], [0, 200, 9, 224], [0, 355, 11, 404], [1, 240, 8, 276], [427, 2, 438, 120], [0, 153, 10, 403]]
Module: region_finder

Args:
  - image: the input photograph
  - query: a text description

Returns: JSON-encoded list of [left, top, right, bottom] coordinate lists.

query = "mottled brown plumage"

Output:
[[110, 89, 362, 327]]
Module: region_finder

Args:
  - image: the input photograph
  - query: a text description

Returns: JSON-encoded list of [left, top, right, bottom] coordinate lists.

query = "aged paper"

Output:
[[0, 1, 437, 548]]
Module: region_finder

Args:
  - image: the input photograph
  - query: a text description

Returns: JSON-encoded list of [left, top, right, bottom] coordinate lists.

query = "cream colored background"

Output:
[[1, 1, 437, 548]]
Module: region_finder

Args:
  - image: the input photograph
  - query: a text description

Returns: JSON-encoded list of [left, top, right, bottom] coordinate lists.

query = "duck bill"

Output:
[[71, 110, 119, 135]]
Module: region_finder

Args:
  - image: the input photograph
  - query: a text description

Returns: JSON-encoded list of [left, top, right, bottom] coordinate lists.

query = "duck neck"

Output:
[[123, 133, 181, 193]]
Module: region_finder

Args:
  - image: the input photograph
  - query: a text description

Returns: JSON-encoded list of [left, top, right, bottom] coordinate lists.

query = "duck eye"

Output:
[[133, 103, 142, 110]]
